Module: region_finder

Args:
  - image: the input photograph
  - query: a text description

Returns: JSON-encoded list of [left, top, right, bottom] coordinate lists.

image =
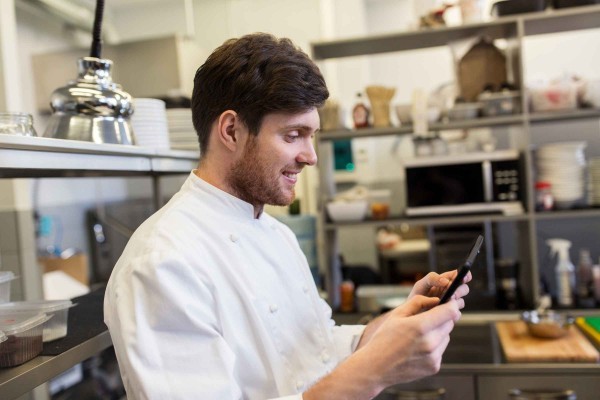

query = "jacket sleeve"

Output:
[[318, 298, 367, 362], [105, 250, 243, 400]]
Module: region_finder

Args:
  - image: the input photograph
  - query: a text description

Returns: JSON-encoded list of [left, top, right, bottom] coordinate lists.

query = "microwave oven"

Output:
[[404, 150, 524, 217]]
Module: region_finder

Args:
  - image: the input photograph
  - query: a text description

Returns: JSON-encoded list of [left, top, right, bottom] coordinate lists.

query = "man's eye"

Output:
[[286, 135, 299, 142]]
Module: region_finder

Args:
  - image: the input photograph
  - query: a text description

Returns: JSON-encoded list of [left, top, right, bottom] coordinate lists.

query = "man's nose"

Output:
[[297, 139, 318, 166]]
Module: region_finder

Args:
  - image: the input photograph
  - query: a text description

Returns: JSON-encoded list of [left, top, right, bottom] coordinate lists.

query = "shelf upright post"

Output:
[[316, 139, 341, 308]]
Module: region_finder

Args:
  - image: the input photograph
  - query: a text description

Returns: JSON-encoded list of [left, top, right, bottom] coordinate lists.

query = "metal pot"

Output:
[[521, 310, 575, 339]]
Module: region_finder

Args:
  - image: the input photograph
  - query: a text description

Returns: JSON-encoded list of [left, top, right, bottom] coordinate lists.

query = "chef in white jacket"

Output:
[[104, 33, 470, 400]]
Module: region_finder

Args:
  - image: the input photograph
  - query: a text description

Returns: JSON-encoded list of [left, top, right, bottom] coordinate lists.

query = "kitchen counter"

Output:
[[333, 311, 600, 372], [334, 312, 600, 399]]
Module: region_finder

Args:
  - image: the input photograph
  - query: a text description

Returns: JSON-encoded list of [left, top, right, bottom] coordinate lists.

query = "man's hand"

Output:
[[408, 271, 471, 305], [304, 296, 462, 399]]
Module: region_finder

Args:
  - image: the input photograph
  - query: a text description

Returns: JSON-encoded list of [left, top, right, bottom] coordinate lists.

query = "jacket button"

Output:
[[321, 350, 330, 363], [296, 380, 304, 390], [269, 304, 278, 313], [229, 234, 239, 243]]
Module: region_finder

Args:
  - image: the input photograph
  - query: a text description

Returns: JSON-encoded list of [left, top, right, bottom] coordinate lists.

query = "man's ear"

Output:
[[216, 110, 243, 152]]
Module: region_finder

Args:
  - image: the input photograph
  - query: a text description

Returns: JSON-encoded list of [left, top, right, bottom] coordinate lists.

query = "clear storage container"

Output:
[[0, 313, 50, 367], [0, 272, 17, 303], [0, 113, 37, 136], [478, 90, 520, 116], [0, 300, 75, 342]]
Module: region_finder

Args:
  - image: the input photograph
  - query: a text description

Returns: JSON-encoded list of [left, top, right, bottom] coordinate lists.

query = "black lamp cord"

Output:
[[89, 0, 105, 58]]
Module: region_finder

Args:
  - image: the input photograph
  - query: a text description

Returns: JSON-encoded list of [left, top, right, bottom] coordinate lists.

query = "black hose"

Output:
[[89, 0, 105, 58]]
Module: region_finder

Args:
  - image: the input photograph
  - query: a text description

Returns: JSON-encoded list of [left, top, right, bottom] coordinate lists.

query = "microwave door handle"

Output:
[[482, 161, 493, 202]]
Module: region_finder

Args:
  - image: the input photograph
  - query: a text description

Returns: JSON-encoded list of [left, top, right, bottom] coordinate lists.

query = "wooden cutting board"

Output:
[[495, 321, 600, 363]]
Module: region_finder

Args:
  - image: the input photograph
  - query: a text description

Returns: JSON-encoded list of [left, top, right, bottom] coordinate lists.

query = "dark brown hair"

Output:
[[191, 33, 329, 155]]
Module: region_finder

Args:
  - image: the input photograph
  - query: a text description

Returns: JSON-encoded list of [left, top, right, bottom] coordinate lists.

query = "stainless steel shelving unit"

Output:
[[0, 134, 198, 399], [0, 134, 198, 177], [311, 4, 600, 308], [0, 331, 112, 400]]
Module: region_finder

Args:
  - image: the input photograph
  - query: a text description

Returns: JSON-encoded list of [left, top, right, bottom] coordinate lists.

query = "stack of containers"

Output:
[[0, 266, 76, 367], [536, 141, 588, 209], [0, 313, 50, 367], [0, 300, 75, 342]]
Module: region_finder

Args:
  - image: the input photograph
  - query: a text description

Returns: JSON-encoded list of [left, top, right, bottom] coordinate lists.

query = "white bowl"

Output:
[[326, 200, 368, 222], [395, 104, 412, 125]]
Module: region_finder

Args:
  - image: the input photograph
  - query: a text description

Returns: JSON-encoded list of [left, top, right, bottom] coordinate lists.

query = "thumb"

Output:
[[394, 295, 439, 317]]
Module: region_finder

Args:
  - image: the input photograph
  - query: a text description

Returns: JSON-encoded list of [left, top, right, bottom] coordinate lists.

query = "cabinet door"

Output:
[[478, 374, 600, 400], [377, 374, 475, 400]]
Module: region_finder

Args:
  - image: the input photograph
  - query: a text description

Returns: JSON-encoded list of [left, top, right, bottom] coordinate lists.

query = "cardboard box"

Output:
[[38, 254, 89, 286]]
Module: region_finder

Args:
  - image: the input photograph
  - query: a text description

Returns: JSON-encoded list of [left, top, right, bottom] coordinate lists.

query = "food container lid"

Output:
[[0, 312, 51, 336], [478, 90, 520, 100], [0, 330, 6, 344], [0, 300, 75, 314], [0, 271, 17, 284]]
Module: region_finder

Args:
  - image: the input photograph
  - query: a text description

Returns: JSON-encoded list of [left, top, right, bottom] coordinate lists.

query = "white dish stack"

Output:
[[166, 108, 198, 151], [589, 157, 600, 207], [131, 98, 170, 150], [536, 141, 587, 210]]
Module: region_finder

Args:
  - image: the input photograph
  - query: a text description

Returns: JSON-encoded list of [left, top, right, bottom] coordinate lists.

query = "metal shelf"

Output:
[[0, 331, 111, 400], [0, 134, 198, 178], [318, 109, 600, 142], [312, 19, 518, 59], [529, 108, 600, 123], [534, 208, 600, 220], [324, 213, 529, 231], [312, 4, 600, 60], [318, 115, 525, 141]]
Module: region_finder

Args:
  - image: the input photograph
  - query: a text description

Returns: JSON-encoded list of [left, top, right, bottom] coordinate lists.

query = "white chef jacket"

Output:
[[104, 172, 365, 400]]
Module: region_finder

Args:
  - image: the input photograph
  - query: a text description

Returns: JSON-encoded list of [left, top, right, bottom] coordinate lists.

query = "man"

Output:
[[104, 32, 470, 400]]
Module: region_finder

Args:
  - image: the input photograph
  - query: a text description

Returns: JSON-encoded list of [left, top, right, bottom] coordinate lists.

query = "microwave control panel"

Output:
[[491, 160, 521, 201]]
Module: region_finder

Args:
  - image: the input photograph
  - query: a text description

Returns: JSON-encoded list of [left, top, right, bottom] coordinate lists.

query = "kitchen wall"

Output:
[[4, 0, 600, 278]]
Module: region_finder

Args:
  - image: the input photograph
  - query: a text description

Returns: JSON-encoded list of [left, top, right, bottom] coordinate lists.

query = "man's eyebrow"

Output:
[[281, 124, 318, 132]]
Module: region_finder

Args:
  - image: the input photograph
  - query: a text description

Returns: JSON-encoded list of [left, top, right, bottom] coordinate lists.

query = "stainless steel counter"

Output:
[[333, 312, 600, 374]]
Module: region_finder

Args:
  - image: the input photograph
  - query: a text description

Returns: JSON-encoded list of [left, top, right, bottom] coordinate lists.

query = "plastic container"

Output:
[[369, 189, 392, 220], [0, 300, 74, 342], [535, 181, 554, 211], [0, 313, 50, 367], [447, 102, 482, 120], [478, 91, 520, 116], [529, 83, 578, 112], [0, 272, 17, 303]]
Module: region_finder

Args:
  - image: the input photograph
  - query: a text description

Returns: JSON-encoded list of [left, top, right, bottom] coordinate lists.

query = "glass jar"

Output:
[[0, 113, 37, 136]]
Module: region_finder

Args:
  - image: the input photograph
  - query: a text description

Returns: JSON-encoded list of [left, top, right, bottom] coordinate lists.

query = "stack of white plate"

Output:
[[536, 141, 587, 209], [131, 98, 170, 150], [166, 108, 198, 151], [589, 157, 600, 206]]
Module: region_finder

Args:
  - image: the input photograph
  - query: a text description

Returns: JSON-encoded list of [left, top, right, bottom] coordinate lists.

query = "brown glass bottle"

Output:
[[352, 92, 370, 129]]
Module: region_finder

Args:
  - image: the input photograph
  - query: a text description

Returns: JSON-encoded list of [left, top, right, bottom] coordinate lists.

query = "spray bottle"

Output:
[[547, 239, 575, 307]]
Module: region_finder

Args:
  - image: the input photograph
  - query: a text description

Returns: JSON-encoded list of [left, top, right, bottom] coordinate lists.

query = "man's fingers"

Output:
[[394, 295, 439, 317]]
